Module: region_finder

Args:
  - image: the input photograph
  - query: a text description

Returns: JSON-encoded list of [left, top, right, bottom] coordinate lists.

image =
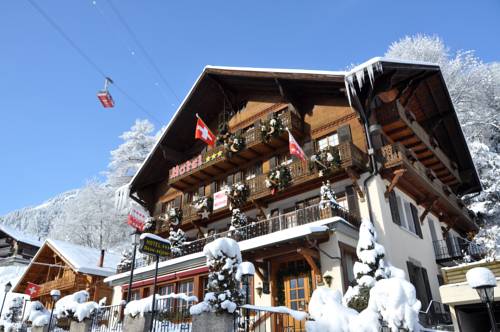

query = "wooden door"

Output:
[[281, 274, 310, 331]]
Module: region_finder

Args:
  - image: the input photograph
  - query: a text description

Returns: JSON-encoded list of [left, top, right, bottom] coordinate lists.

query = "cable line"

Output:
[[105, 0, 181, 103], [26, 0, 162, 126]]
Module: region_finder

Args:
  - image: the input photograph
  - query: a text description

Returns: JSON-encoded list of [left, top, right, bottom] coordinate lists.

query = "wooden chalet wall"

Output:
[[0, 230, 38, 261]]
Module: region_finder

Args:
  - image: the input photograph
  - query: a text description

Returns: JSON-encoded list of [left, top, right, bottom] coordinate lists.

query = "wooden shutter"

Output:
[[198, 186, 205, 196], [227, 174, 234, 186], [269, 156, 277, 169], [210, 182, 216, 195], [345, 186, 360, 219], [410, 204, 423, 238], [174, 196, 182, 208], [421, 267, 433, 308], [337, 125, 352, 143], [388, 191, 401, 226]]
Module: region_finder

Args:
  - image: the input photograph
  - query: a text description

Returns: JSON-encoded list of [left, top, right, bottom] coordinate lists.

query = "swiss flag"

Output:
[[25, 282, 41, 298], [288, 129, 307, 161], [195, 115, 216, 147]]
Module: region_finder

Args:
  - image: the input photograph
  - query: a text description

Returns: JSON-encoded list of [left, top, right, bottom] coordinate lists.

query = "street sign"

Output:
[[139, 233, 171, 257]]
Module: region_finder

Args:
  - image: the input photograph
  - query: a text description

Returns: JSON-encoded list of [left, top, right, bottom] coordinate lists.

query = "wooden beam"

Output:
[[384, 168, 406, 198], [419, 198, 438, 223], [346, 168, 365, 201], [297, 247, 320, 260]]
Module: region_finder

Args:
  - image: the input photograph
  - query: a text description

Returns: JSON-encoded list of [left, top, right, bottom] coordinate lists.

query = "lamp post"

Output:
[[47, 289, 61, 332], [126, 231, 141, 303], [0, 281, 12, 318], [239, 262, 255, 332], [323, 273, 333, 288], [466, 267, 497, 332]]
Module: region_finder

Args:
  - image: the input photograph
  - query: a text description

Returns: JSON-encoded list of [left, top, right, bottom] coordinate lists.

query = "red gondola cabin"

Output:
[[97, 90, 115, 108]]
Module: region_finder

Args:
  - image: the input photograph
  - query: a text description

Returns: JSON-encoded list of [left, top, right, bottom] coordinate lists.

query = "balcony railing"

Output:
[[175, 142, 367, 226], [130, 204, 360, 271], [433, 238, 486, 263], [168, 108, 303, 190], [38, 273, 77, 296]]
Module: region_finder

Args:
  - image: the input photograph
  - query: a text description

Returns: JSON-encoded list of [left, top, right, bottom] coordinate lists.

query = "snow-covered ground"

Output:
[[0, 265, 28, 306]]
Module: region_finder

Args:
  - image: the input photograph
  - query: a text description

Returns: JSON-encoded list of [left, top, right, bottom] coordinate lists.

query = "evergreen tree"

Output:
[[168, 228, 187, 256], [229, 208, 249, 238], [344, 220, 388, 312], [107, 119, 157, 188], [319, 180, 339, 209]]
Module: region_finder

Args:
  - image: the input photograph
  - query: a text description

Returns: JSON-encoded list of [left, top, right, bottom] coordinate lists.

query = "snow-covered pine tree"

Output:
[[344, 219, 388, 312], [319, 180, 339, 210], [117, 248, 133, 272], [196, 238, 244, 314], [168, 228, 187, 256], [229, 208, 248, 238], [107, 119, 157, 189], [386, 35, 500, 225]]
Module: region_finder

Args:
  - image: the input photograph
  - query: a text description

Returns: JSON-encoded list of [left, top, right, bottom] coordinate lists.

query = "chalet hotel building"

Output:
[[104, 58, 481, 317]]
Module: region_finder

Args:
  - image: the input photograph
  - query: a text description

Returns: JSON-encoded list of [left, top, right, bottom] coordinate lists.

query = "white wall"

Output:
[[357, 173, 443, 302]]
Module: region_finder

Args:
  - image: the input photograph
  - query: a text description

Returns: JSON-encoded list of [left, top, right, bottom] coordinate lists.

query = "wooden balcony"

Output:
[[161, 141, 368, 228], [377, 102, 462, 190], [380, 143, 477, 232], [38, 273, 78, 297], [168, 108, 303, 191]]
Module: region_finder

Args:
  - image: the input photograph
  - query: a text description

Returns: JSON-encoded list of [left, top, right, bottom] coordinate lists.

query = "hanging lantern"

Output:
[[97, 77, 115, 108]]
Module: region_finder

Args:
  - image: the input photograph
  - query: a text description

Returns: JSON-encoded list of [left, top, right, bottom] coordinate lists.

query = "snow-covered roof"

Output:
[[0, 224, 42, 247], [46, 239, 121, 277], [105, 216, 354, 284]]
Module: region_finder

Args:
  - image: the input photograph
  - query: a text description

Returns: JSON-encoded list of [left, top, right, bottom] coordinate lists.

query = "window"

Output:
[[159, 283, 176, 312], [177, 280, 194, 311], [244, 162, 262, 180], [161, 199, 175, 214], [339, 243, 357, 292], [317, 133, 339, 151], [277, 153, 292, 166], [388, 191, 423, 238], [407, 261, 432, 309]]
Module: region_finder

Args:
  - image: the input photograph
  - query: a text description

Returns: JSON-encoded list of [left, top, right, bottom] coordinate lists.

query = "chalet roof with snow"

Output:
[[0, 224, 41, 248], [128, 58, 480, 208]]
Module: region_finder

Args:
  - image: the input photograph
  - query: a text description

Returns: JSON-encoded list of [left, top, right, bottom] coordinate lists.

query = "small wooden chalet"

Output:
[[0, 224, 41, 266], [13, 239, 120, 307]]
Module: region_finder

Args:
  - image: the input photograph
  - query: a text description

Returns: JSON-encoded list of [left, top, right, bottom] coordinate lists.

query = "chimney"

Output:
[[98, 249, 105, 268]]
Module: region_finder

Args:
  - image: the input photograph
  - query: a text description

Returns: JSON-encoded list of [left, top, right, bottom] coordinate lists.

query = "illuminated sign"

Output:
[[139, 234, 171, 257]]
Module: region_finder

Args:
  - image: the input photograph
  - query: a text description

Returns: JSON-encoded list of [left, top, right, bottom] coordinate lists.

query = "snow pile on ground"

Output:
[[27, 301, 51, 327], [306, 287, 358, 332], [125, 293, 198, 317], [466, 267, 497, 288], [190, 238, 244, 315], [54, 290, 99, 322]]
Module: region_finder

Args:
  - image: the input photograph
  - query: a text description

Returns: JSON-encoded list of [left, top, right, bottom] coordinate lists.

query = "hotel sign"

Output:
[[139, 234, 171, 257], [213, 190, 228, 210], [169, 150, 225, 180]]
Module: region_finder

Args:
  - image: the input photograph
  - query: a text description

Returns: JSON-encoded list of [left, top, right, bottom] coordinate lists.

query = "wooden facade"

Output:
[[0, 225, 40, 265], [109, 61, 481, 318], [13, 240, 116, 308]]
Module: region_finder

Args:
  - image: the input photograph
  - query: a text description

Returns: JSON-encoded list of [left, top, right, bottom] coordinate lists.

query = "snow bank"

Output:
[[54, 290, 99, 322], [140, 233, 171, 245], [306, 287, 358, 332], [466, 267, 497, 288], [366, 278, 421, 331], [28, 301, 51, 327], [125, 293, 198, 317], [241, 304, 307, 321]]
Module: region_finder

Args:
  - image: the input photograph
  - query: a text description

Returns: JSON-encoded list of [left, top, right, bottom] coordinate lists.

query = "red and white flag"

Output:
[[195, 115, 216, 147], [25, 282, 41, 298], [127, 208, 146, 231], [288, 129, 307, 161]]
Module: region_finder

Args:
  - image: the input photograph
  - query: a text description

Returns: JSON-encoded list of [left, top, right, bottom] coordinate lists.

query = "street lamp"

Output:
[[239, 262, 255, 332], [466, 267, 497, 332], [323, 273, 333, 288], [0, 282, 12, 318], [47, 289, 61, 332], [126, 231, 141, 303]]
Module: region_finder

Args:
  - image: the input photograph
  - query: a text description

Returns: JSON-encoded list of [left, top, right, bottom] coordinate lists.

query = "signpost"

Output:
[[138, 233, 171, 332]]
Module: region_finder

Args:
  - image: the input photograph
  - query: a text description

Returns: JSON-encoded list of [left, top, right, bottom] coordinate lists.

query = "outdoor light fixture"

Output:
[[323, 273, 333, 287], [239, 262, 255, 332], [255, 282, 263, 298], [48, 289, 61, 331], [466, 267, 498, 332], [0, 282, 12, 318], [126, 230, 141, 303]]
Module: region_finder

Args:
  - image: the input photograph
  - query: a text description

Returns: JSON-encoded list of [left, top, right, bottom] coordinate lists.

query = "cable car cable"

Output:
[[105, 0, 181, 103], [25, 0, 162, 126]]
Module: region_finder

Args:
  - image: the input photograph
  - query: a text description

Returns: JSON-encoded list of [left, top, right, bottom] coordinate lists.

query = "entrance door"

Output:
[[281, 274, 310, 331]]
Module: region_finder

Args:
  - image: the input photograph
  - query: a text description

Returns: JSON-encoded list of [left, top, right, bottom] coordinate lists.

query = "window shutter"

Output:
[[337, 125, 352, 143], [227, 174, 234, 186], [234, 171, 242, 183], [421, 267, 433, 308], [410, 204, 423, 238], [303, 140, 313, 156], [388, 191, 401, 226], [345, 186, 360, 219], [174, 196, 182, 208], [198, 186, 205, 196], [210, 182, 216, 195], [269, 156, 277, 169], [406, 262, 416, 287]]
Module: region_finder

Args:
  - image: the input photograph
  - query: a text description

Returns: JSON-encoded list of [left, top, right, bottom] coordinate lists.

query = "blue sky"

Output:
[[0, 0, 499, 215]]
